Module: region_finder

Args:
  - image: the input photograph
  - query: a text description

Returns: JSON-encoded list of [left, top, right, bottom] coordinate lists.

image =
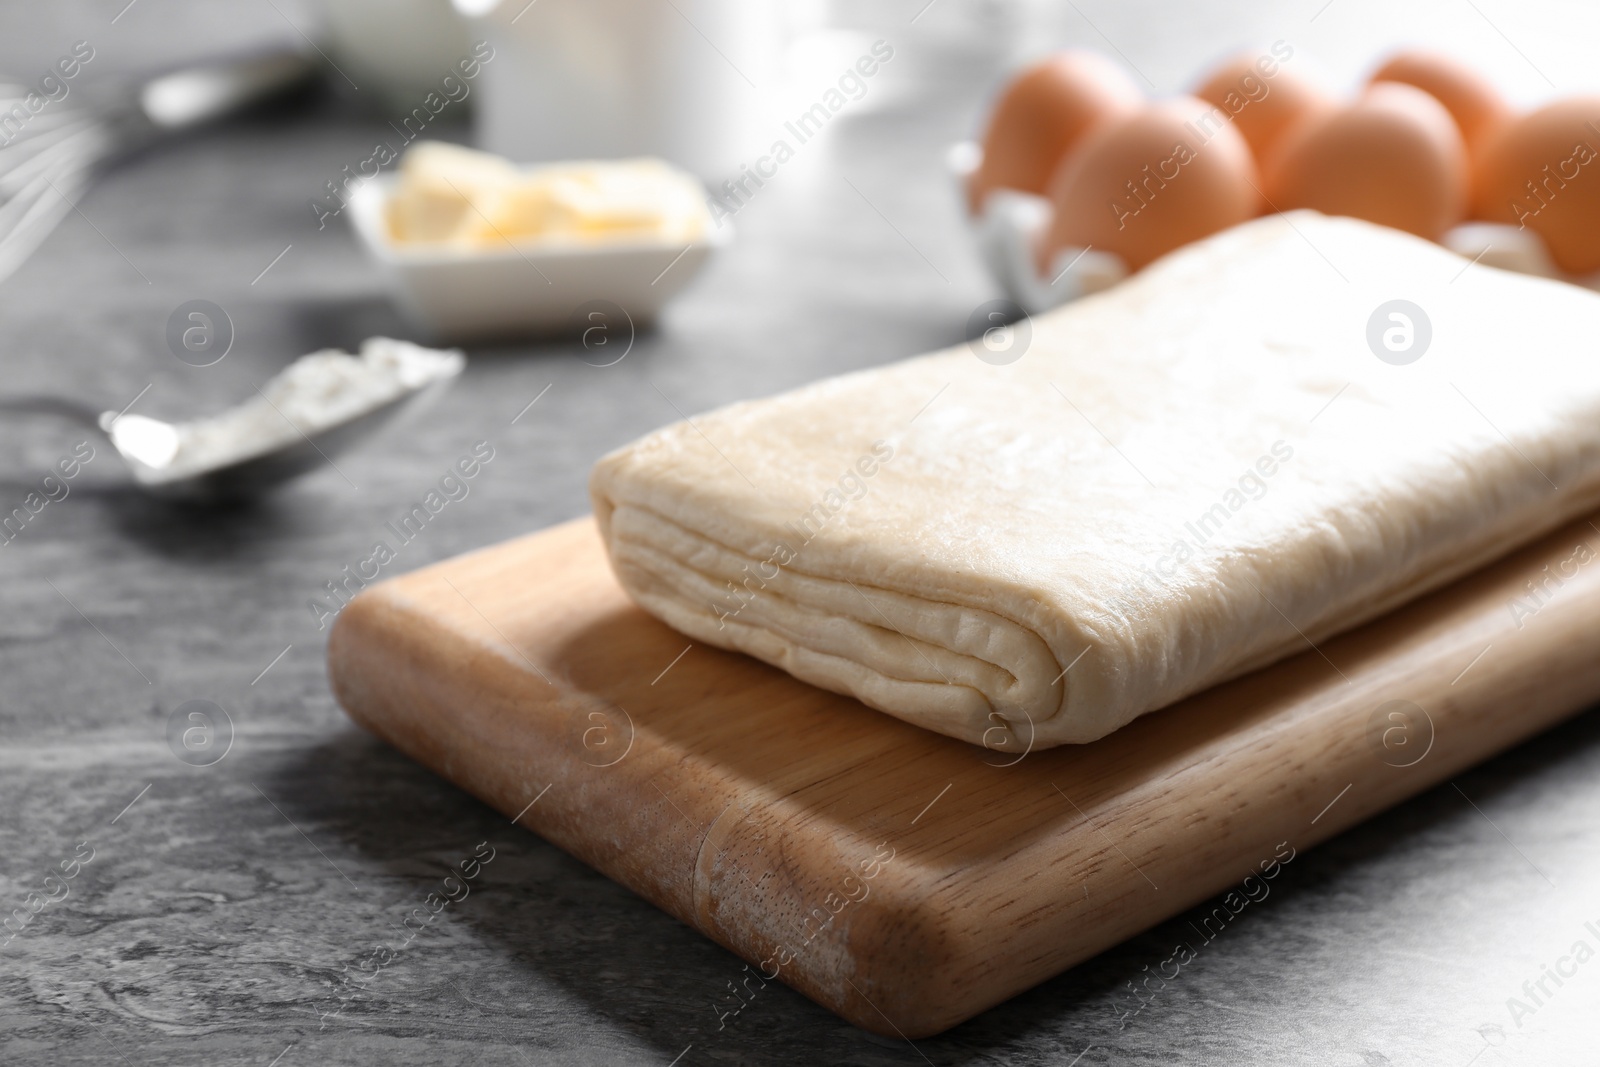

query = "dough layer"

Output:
[[591, 213, 1600, 748]]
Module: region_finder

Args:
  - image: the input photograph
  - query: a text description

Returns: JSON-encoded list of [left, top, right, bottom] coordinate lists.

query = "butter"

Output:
[[386, 141, 709, 248]]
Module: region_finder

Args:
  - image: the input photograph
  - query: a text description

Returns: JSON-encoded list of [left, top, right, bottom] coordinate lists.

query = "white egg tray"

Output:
[[949, 139, 1600, 315]]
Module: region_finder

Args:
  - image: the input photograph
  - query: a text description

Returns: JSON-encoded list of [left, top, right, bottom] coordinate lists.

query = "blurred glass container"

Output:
[[314, 0, 474, 107], [821, 0, 1026, 105], [457, 0, 782, 180]]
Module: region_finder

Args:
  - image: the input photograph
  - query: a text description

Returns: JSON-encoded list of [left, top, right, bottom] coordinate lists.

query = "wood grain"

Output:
[[328, 513, 1600, 1037]]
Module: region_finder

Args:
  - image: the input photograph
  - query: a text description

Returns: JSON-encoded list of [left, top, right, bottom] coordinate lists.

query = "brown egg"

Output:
[[1262, 82, 1467, 240], [1041, 96, 1261, 272], [969, 51, 1144, 212], [1193, 49, 1331, 165], [1473, 97, 1600, 273], [1369, 50, 1513, 158]]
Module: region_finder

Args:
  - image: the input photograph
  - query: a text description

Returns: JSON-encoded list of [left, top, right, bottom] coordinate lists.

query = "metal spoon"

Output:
[[0, 353, 463, 501]]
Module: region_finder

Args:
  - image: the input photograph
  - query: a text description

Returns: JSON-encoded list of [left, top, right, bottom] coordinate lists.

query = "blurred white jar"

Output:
[[455, 0, 782, 180], [315, 0, 474, 106]]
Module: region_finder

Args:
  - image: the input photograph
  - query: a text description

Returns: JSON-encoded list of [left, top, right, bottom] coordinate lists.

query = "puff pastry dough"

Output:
[[592, 213, 1600, 748]]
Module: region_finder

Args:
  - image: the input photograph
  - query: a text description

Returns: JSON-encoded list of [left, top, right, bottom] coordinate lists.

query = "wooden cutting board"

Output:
[[328, 513, 1600, 1037]]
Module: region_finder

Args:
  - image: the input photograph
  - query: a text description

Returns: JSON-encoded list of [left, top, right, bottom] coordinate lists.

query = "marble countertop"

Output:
[[4, 2, 1599, 1064]]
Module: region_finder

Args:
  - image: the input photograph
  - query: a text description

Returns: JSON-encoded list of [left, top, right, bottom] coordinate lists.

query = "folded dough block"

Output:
[[591, 213, 1600, 748]]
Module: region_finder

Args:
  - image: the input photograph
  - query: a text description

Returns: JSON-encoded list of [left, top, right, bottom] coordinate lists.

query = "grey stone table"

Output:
[[3, 2, 1599, 1064]]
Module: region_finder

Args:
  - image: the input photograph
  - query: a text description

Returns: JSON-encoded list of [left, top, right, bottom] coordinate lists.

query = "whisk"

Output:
[[0, 50, 314, 286]]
